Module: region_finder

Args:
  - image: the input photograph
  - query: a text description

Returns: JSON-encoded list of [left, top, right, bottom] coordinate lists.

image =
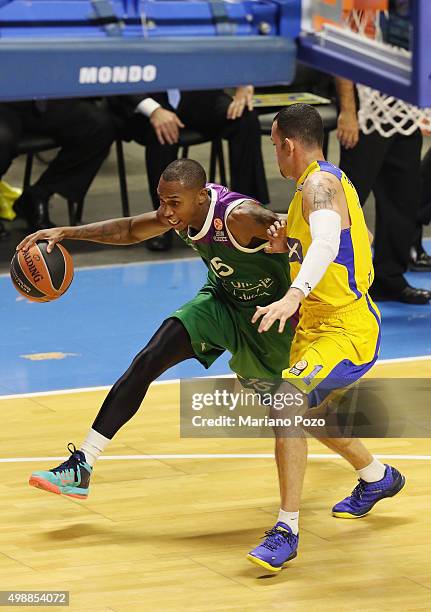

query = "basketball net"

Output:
[[344, 7, 431, 137], [357, 87, 431, 137]]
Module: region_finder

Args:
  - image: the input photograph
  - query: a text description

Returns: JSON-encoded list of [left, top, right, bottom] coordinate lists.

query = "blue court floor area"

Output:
[[2, 249, 431, 396]]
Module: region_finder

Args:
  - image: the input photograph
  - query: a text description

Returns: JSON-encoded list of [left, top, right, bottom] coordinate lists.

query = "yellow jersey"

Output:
[[287, 160, 374, 310]]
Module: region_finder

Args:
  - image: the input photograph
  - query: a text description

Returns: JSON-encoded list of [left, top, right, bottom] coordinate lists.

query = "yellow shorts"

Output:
[[282, 294, 381, 407]]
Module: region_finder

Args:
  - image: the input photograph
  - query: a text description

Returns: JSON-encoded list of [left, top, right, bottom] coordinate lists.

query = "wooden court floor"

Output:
[[1, 359, 431, 611]]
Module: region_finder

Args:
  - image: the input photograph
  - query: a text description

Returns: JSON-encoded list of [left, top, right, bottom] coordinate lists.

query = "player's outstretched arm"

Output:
[[253, 173, 344, 333], [16, 211, 170, 252], [252, 288, 305, 333]]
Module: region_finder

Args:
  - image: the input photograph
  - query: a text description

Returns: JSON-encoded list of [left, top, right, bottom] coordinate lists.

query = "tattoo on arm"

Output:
[[73, 219, 132, 244], [308, 178, 337, 211]]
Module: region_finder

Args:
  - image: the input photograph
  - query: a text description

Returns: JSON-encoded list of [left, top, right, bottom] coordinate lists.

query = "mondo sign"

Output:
[[79, 65, 157, 85]]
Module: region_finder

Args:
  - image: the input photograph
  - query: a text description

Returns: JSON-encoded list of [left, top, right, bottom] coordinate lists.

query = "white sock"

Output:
[[277, 509, 299, 535], [80, 428, 111, 467], [357, 458, 386, 483]]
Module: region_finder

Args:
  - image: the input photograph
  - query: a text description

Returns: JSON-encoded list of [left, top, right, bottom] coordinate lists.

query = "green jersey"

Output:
[[178, 183, 291, 308], [172, 183, 294, 380]]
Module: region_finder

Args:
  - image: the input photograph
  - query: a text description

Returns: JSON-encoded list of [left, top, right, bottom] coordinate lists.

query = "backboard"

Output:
[[298, 0, 431, 107]]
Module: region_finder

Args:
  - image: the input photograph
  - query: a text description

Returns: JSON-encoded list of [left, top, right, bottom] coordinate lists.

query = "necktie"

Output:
[[167, 89, 181, 110], [35, 100, 48, 113]]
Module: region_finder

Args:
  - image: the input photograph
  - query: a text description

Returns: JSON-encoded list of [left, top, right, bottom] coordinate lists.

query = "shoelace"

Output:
[[50, 443, 81, 476], [350, 479, 366, 500], [261, 527, 296, 552]]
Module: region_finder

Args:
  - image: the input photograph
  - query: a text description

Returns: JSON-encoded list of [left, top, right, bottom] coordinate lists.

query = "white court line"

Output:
[[1, 354, 431, 401], [0, 255, 201, 278], [1, 453, 430, 464], [0, 377, 181, 401]]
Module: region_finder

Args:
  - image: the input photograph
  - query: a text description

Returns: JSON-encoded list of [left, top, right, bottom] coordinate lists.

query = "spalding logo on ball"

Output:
[[10, 241, 74, 302]]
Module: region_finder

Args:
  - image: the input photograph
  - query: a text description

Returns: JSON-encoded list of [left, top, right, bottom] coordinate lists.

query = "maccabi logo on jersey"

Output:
[[289, 359, 308, 376], [286, 237, 303, 263]]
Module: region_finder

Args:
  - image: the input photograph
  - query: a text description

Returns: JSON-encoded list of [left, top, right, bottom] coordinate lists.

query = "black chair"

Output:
[[179, 130, 226, 185], [258, 103, 338, 157], [16, 134, 130, 226], [115, 129, 227, 211], [17, 131, 225, 225]]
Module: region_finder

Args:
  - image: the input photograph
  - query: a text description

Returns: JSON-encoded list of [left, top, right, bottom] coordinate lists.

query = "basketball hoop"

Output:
[[346, 3, 431, 137], [310, 0, 431, 137]]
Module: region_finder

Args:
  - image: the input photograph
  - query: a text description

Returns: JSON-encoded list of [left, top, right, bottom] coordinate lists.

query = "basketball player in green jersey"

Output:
[[17, 158, 295, 499], [17, 156, 402, 572]]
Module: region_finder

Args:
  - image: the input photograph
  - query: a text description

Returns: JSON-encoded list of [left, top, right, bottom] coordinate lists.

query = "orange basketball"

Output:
[[10, 241, 74, 302]]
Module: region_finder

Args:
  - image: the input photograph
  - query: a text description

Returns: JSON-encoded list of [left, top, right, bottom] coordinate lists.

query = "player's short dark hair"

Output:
[[274, 103, 324, 148], [161, 159, 207, 190]]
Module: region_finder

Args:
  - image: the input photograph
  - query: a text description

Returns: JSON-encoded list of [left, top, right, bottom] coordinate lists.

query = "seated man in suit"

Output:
[[112, 87, 269, 251], [0, 99, 116, 234]]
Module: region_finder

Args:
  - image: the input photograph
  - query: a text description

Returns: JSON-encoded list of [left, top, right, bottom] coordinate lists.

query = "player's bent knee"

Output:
[[268, 381, 309, 436]]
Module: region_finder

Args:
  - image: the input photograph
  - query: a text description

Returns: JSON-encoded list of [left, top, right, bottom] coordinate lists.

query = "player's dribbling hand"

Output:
[[16, 228, 66, 253], [265, 218, 287, 254], [252, 289, 303, 333]]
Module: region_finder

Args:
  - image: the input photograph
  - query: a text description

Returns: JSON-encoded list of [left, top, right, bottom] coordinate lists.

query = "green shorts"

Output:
[[171, 283, 293, 379]]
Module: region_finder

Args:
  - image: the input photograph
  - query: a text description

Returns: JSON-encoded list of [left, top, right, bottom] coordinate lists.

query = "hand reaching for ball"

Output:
[[17, 228, 67, 253]]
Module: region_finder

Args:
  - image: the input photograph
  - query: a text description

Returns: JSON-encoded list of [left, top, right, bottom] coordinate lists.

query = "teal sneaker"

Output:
[[29, 443, 92, 499]]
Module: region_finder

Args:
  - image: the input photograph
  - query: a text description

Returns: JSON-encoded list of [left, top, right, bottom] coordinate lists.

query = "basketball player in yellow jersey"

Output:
[[248, 104, 405, 572]]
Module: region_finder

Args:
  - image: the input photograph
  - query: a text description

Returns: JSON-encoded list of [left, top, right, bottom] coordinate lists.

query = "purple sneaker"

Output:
[[332, 464, 405, 519], [247, 522, 298, 572]]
